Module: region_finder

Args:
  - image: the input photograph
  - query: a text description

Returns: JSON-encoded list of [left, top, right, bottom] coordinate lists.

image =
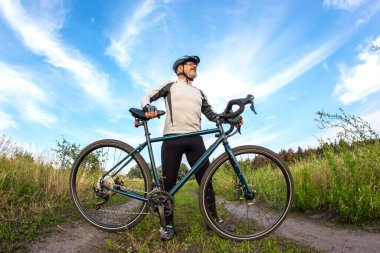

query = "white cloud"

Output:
[[197, 39, 339, 112], [0, 0, 114, 109], [334, 37, 380, 104], [92, 127, 143, 147], [363, 109, 380, 131], [0, 110, 17, 131], [0, 63, 57, 127], [105, 0, 162, 69], [323, 0, 368, 10]]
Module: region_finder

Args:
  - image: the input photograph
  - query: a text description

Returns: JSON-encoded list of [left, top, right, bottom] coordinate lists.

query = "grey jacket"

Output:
[[141, 79, 219, 135]]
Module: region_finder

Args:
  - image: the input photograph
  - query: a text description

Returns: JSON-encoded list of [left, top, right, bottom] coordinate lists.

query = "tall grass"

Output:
[[1, 133, 379, 251], [0, 135, 72, 252], [291, 141, 380, 223]]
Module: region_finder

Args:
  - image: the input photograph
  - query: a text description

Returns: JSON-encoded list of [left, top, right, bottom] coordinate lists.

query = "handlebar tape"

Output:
[[219, 94, 254, 119]]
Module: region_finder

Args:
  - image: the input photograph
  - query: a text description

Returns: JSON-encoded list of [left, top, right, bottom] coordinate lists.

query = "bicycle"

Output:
[[69, 94, 294, 241]]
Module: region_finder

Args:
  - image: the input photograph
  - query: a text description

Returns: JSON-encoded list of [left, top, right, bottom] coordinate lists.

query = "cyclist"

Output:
[[141, 55, 241, 240]]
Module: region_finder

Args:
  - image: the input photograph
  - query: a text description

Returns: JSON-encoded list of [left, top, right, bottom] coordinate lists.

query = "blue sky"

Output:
[[1, 0, 380, 161]]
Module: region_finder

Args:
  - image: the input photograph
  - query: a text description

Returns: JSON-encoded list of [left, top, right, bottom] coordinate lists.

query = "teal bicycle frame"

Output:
[[103, 120, 254, 202]]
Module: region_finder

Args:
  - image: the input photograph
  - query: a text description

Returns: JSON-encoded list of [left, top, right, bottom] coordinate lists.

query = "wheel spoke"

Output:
[[200, 145, 293, 240], [70, 140, 152, 231]]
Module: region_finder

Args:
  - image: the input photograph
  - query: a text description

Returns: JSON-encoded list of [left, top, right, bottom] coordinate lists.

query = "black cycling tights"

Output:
[[161, 135, 217, 226]]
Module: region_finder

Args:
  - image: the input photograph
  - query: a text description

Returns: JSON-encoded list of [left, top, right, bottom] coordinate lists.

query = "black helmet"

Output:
[[172, 55, 200, 73]]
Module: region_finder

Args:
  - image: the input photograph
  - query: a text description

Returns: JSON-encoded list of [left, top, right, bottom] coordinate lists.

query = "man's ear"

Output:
[[177, 65, 183, 73]]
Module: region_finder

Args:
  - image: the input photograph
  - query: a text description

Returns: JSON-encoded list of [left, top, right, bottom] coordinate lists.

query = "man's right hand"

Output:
[[143, 104, 158, 118]]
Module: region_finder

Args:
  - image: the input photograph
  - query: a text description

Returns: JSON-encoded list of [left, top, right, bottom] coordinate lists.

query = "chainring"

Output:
[[147, 190, 174, 217]]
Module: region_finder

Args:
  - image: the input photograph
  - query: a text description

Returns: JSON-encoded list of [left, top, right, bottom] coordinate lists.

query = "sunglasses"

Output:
[[184, 61, 198, 67]]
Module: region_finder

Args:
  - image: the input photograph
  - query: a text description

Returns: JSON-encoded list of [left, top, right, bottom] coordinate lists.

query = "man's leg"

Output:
[[161, 138, 184, 228], [185, 136, 218, 219]]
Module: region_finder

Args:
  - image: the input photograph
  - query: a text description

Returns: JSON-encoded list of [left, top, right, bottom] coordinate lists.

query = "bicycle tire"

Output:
[[69, 139, 152, 231], [199, 145, 293, 241]]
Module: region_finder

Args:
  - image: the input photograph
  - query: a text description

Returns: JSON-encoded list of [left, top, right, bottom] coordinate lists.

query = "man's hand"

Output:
[[226, 116, 243, 127], [235, 116, 243, 134], [143, 104, 158, 118]]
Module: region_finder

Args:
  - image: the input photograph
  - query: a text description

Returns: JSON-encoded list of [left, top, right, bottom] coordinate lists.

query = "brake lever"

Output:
[[250, 101, 257, 114], [237, 124, 241, 134]]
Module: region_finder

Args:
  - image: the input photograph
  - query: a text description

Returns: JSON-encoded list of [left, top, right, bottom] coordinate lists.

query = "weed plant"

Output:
[[103, 181, 315, 253], [0, 135, 72, 252], [291, 140, 380, 223]]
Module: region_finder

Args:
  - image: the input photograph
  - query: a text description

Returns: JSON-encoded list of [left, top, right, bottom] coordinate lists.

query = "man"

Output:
[[141, 55, 239, 240]]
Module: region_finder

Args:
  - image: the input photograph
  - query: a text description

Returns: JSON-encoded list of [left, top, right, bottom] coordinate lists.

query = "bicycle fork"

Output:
[[224, 143, 255, 200]]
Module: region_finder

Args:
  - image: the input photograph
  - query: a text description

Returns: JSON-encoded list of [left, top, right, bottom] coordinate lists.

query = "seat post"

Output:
[[143, 121, 161, 186], [143, 121, 150, 138]]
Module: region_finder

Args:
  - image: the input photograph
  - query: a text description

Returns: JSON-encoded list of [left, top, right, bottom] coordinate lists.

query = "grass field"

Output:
[[1, 134, 379, 252]]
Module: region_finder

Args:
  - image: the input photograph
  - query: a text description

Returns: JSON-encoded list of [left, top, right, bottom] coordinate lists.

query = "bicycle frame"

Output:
[[103, 121, 254, 201]]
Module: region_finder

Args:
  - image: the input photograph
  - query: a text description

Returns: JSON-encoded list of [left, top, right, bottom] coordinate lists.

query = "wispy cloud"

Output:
[[106, 0, 161, 69], [0, 63, 56, 127], [254, 41, 339, 99], [323, 0, 368, 10], [0, 0, 115, 109], [363, 109, 380, 131], [197, 37, 340, 113], [0, 110, 17, 131], [105, 0, 173, 89], [334, 36, 380, 104]]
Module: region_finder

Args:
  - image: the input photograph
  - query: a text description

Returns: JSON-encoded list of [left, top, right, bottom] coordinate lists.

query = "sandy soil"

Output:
[[19, 214, 380, 253]]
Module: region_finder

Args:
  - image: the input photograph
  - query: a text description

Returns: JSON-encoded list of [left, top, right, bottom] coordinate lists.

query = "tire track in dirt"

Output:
[[274, 214, 380, 253], [19, 213, 380, 252], [17, 220, 115, 253]]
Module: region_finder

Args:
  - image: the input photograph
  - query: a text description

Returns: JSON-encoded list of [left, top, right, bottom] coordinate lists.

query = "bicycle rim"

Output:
[[199, 145, 293, 241], [69, 139, 152, 231]]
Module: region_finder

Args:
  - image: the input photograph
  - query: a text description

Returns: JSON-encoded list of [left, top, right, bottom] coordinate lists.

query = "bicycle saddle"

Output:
[[129, 108, 165, 121]]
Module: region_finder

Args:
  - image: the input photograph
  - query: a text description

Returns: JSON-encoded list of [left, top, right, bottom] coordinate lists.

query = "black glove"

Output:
[[225, 116, 242, 125], [143, 104, 157, 113]]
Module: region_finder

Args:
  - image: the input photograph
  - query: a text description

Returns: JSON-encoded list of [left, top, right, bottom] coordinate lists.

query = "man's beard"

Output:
[[185, 69, 197, 79]]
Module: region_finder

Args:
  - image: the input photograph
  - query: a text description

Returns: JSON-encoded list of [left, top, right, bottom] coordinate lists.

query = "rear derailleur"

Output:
[[94, 176, 124, 209]]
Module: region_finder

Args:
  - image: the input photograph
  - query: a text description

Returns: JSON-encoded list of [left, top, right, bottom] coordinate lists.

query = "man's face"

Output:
[[180, 61, 197, 79]]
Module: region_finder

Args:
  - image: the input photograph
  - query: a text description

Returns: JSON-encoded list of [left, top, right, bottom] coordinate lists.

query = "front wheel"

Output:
[[199, 145, 293, 241], [69, 139, 152, 231]]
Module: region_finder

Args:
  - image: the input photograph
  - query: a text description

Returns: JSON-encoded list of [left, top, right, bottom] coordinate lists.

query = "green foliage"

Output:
[[127, 164, 143, 178], [291, 141, 380, 223], [52, 136, 81, 169], [0, 135, 73, 252], [315, 108, 379, 144], [289, 109, 380, 223], [178, 163, 189, 180], [101, 182, 313, 253]]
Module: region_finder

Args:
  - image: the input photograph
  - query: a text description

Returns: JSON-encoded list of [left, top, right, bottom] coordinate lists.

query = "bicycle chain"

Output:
[[96, 208, 152, 215], [94, 184, 152, 216]]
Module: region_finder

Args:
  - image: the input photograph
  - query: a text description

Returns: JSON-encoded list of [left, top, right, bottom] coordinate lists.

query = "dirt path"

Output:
[[274, 214, 380, 253], [20, 214, 379, 253], [17, 220, 116, 253]]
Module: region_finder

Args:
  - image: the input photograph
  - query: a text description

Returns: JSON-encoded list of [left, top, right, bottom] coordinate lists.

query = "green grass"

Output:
[[0, 137, 74, 252], [1, 134, 379, 252], [291, 141, 380, 223], [101, 181, 316, 253]]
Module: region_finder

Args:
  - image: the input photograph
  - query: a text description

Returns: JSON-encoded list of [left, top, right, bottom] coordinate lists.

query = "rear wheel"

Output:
[[69, 139, 152, 231], [199, 145, 293, 241]]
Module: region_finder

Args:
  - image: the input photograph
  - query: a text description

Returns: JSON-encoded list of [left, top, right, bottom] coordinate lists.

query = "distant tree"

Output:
[[178, 163, 189, 180], [127, 164, 143, 178], [127, 163, 189, 181], [52, 136, 81, 169]]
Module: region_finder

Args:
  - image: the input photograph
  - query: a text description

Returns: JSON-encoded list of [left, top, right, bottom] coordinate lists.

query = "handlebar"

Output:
[[219, 94, 255, 120], [218, 94, 257, 136]]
